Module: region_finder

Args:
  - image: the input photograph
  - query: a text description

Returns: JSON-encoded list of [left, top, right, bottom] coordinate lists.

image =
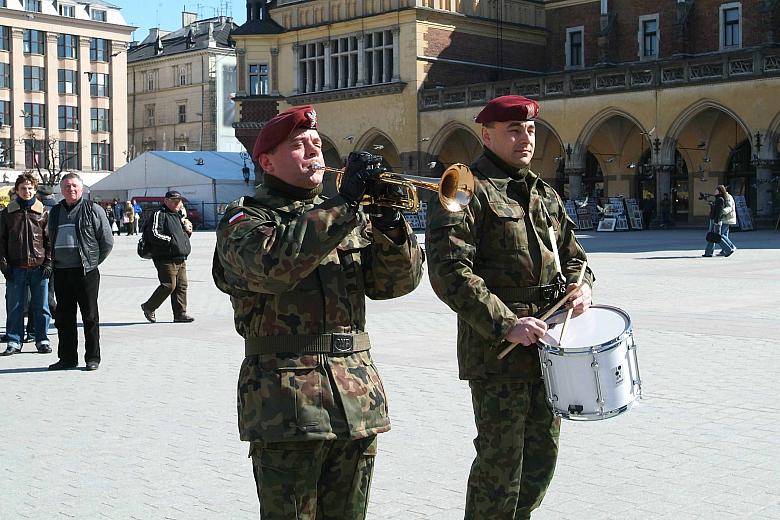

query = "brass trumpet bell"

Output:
[[315, 163, 474, 213]]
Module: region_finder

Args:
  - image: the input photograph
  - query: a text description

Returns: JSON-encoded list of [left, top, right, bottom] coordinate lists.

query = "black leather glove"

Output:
[[41, 264, 53, 280], [339, 151, 384, 208]]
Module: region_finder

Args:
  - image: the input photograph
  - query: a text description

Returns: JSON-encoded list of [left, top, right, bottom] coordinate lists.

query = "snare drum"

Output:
[[538, 305, 641, 420]]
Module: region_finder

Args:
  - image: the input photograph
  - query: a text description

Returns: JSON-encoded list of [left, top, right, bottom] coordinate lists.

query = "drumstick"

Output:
[[497, 276, 587, 360], [555, 263, 587, 349]]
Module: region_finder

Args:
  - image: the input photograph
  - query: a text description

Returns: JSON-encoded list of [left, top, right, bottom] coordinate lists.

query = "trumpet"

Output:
[[312, 162, 474, 213]]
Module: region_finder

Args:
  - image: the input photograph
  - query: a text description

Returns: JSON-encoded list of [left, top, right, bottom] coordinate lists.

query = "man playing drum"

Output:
[[425, 95, 594, 519]]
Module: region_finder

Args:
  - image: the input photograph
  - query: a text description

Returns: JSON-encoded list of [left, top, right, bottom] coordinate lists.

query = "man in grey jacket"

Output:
[[47, 173, 113, 371]]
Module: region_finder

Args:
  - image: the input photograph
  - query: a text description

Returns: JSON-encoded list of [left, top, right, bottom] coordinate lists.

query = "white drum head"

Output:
[[541, 305, 629, 350]]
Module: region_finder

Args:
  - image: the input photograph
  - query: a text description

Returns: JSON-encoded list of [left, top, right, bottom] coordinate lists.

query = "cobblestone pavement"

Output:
[[1, 229, 779, 520]]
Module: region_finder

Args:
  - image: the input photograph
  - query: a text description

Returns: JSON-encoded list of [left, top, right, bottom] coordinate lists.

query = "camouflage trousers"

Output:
[[249, 436, 377, 519], [464, 379, 560, 520]]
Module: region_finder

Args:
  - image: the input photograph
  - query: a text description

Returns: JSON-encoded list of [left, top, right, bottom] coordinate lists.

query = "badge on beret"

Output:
[[305, 110, 317, 128]]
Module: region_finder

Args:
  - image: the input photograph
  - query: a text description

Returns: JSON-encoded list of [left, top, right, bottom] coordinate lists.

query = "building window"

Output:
[[177, 64, 191, 86], [364, 30, 393, 85], [0, 26, 9, 51], [24, 0, 41, 12], [298, 42, 326, 93], [0, 63, 10, 89], [639, 15, 659, 59], [90, 73, 110, 97], [90, 108, 110, 132], [145, 104, 155, 127], [720, 3, 741, 49], [91, 142, 110, 170], [57, 34, 79, 59], [248, 64, 269, 95], [91, 9, 107, 22], [177, 104, 186, 123], [24, 103, 45, 128], [59, 141, 79, 170], [90, 38, 110, 62], [331, 37, 357, 89], [23, 29, 45, 55], [145, 70, 158, 91], [0, 138, 13, 167], [58, 105, 79, 130], [0, 100, 9, 126], [25, 139, 46, 169], [24, 65, 46, 91], [59, 3, 75, 17], [565, 27, 584, 69], [58, 69, 79, 94]]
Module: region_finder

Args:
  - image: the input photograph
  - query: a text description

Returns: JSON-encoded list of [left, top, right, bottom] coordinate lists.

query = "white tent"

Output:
[[89, 151, 255, 228]]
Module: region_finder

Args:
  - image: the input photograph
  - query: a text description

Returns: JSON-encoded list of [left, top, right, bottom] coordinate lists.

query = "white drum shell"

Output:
[[538, 305, 641, 420]]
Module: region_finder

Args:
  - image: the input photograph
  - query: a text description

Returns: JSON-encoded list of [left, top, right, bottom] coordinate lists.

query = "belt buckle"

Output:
[[331, 333, 354, 353], [542, 283, 566, 302]]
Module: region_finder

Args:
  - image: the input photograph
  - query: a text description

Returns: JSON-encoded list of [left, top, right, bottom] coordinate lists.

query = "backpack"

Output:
[[137, 218, 154, 259]]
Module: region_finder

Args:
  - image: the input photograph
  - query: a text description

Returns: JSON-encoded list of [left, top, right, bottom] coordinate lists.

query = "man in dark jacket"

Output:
[[0, 173, 52, 356], [140, 190, 194, 323], [47, 173, 113, 371]]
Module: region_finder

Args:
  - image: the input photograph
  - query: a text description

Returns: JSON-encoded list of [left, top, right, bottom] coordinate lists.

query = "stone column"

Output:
[[391, 28, 401, 82], [357, 35, 366, 86], [323, 41, 332, 90], [270, 48, 279, 96], [654, 164, 673, 214], [754, 159, 778, 218], [291, 44, 300, 94], [236, 48, 246, 94], [566, 167, 584, 200]]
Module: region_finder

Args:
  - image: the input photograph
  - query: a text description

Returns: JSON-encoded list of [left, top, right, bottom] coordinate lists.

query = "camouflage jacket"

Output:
[[426, 153, 594, 381], [213, 185, 424, 442]]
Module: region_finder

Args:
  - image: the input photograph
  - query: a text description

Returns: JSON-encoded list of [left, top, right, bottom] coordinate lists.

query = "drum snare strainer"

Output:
[[537, 305, 642, 420]]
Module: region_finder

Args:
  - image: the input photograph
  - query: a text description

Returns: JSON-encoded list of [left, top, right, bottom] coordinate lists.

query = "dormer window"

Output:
[[59, 3, 75, 17], [25, 0, 42, 13], [91, 9, 107, 22]]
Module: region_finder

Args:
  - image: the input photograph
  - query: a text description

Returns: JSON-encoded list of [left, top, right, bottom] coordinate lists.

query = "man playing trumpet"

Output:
[[425, 95, 594, 519], [212, 105, 424, 518]]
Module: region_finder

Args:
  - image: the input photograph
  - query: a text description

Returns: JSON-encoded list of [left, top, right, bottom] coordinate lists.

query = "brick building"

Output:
[[231, 0, 780, 225]]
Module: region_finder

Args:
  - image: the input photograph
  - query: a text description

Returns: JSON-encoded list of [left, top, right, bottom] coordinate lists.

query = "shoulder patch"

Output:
[[228, 211, 246, 225]]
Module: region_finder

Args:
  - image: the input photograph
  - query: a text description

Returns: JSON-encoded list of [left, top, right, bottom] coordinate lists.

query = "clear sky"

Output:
[[114, 0, 248, 40]]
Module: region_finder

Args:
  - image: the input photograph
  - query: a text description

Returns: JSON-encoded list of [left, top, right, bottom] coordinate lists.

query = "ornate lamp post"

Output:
[[240, 151, 251, 184]]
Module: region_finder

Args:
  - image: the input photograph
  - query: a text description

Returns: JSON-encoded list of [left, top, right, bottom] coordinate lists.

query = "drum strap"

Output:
[[540, 200, 563, 275]]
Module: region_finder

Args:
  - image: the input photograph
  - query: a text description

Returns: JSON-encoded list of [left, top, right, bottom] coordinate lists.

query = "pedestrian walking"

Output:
[[47, 173, 113, 371], [425, 95, 594, 520], [702, 185, 736, 257], [212, 105, 424, 518], [140, 191, 195, 324]]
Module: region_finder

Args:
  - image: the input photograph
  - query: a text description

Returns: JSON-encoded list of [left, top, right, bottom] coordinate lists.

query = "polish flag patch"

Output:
[[228, 211, 246, 225]]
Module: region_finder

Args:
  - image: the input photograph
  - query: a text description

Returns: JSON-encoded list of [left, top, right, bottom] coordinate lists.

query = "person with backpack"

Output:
[[140, 191, 194, 324]]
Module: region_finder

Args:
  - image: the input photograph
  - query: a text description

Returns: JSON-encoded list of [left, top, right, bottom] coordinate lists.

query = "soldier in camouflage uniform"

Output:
[[212, 105, 424, 519], [425, 96, 594, 520]]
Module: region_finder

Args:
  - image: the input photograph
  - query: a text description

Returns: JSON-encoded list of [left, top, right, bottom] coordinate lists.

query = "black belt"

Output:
[[244, 332, 371, 356], [491, 282, 567, 303]]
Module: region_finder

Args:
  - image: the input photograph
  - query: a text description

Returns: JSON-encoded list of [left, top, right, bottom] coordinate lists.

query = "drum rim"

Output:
[[538, 304, 633, 355], [553, 400, 638, 421]]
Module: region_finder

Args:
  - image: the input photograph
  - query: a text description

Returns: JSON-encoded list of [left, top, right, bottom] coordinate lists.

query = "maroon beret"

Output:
[[252, 105, 318, 160], [475, 95, 539, 124]]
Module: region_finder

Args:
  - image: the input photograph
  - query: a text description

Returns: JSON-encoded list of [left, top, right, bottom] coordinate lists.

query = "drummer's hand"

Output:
[[505, 317, 548, 346], [565, 282, 592, 317]]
